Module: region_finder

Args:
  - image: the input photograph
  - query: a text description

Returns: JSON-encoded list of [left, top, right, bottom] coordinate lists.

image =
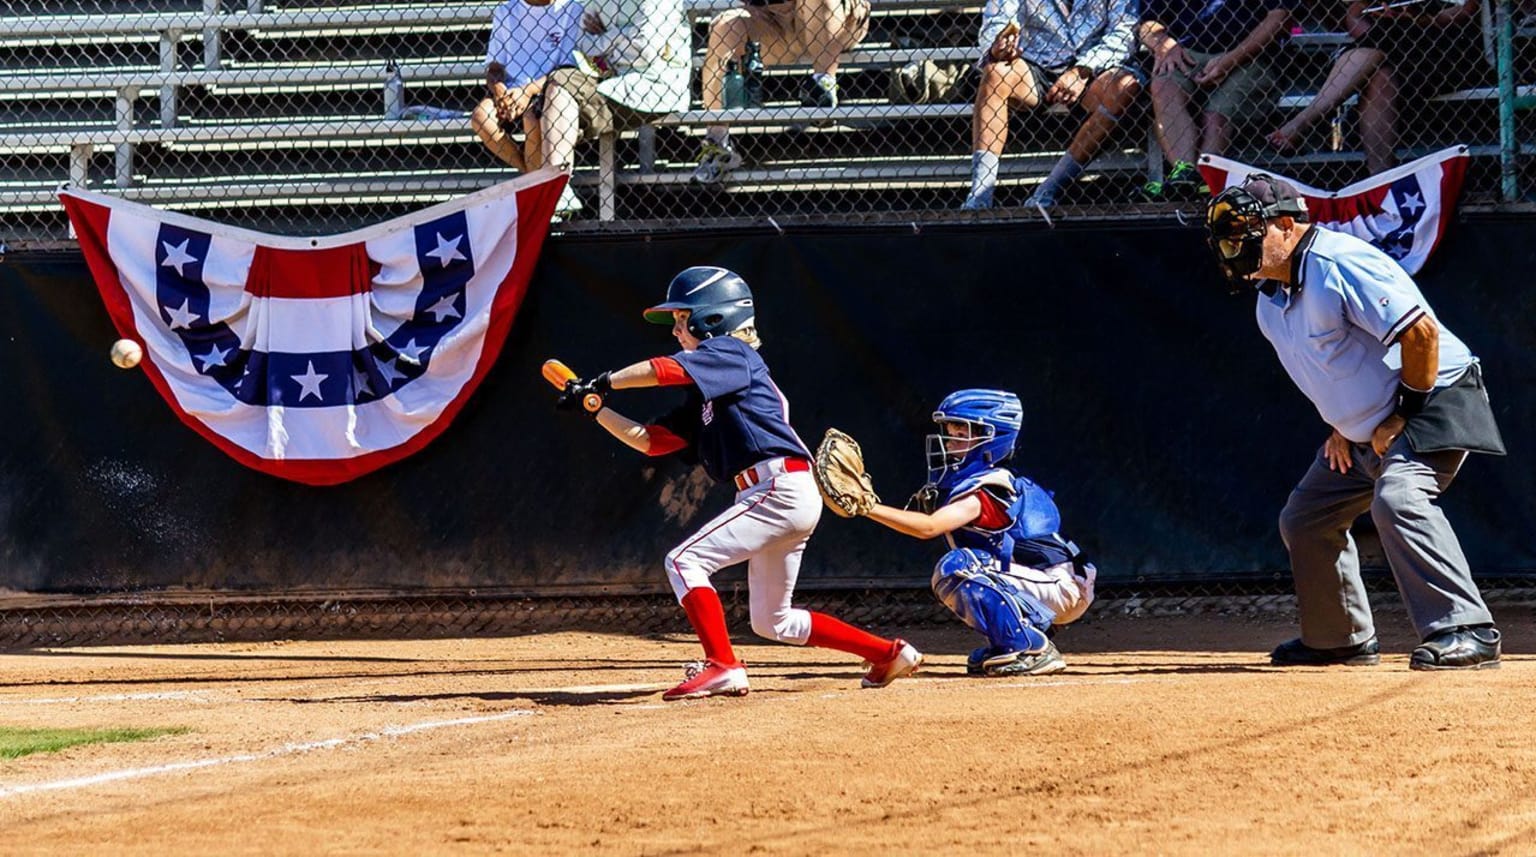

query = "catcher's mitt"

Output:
[[813, 428, 879, 518]]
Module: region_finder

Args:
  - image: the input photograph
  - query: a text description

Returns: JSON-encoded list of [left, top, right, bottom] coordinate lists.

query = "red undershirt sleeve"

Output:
[[649, 356, 693, 387], [644, 424, 688, 457]]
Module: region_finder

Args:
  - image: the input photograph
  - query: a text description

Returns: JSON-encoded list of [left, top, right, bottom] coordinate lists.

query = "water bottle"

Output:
[[742, 41, 764, 108], [723, 59, 746, 110], [383, 60, 404, 120]]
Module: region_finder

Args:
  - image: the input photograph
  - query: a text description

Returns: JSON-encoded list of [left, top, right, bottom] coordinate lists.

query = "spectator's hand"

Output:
[[988, 25, 1020, 64], [582, 11, 607, 34], [1192, 52, 1238, 86], [1325, 429, 1353, 473], [1370, 414, 1407, 457], [1153, 41, 1196, 77], [495, 88, 532, 123], [1046, 66, 1089, 105]]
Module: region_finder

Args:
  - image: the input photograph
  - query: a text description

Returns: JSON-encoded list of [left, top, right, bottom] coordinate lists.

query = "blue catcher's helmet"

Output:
[[643, 266, 755, 340], [926, 389, 1023, 486]]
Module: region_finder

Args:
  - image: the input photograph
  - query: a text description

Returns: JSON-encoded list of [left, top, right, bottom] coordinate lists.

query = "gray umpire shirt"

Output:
[[1255, 227, 1475, 444]]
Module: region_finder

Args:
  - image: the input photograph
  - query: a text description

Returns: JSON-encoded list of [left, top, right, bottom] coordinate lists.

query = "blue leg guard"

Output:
[[932, 548, 1054, 655]]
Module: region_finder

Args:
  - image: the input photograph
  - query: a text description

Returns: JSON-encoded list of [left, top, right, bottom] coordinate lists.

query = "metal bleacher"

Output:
[[0, 0, 1531, 244]]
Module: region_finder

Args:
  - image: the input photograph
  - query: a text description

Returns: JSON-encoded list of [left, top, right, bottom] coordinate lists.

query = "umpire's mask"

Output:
[[1205, 175, 1310, 288]]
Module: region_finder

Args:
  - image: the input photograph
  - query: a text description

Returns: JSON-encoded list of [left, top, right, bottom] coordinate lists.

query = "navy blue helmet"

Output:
[[644, 266, 755, 340]]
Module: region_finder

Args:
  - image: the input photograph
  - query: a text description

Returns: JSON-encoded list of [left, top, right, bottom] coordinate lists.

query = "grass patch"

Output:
[[0, 726, 189, 760]]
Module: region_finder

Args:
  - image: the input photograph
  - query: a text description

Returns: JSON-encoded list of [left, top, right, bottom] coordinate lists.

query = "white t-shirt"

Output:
[[484, 0, 585, 88]]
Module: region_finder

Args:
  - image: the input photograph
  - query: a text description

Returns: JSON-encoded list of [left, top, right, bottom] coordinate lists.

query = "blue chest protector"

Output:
[[943, 468, 1077, 570]]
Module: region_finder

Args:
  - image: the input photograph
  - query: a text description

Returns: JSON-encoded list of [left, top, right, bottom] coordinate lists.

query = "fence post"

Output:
[[1497, 0, 1519, 202]]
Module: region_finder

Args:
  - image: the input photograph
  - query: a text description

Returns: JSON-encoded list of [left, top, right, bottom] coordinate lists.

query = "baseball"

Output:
[[110, 338, 143, 370]]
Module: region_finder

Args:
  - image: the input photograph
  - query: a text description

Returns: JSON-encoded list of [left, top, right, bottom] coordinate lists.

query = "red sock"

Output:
[[680, 588, 737, 666], [806, 612, 897, 662]]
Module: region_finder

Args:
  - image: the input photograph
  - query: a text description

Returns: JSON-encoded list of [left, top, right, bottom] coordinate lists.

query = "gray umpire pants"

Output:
[[1277, 437, 1494, 649]]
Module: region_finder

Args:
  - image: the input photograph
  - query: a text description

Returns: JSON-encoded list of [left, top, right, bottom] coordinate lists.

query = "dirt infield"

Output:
[[2, 608, 1533, 855]]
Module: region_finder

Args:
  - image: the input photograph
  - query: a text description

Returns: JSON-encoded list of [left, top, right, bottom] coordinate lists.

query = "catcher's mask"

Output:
[[1205, 174, 1309, 288], [643, 266, 755, 340], [926, 389, 1022, 486]]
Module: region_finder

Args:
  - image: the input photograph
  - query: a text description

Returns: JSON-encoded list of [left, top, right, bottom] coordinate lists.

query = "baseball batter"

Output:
[[557, 266, 923, 700], [855, 389, 1096, 676]]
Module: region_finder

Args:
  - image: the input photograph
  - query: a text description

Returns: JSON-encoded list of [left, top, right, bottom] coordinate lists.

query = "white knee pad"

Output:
[[751, 606, 811, 644]]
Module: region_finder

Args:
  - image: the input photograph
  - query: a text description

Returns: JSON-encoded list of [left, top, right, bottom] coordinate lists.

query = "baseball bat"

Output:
[[540, 359, 603, 413]]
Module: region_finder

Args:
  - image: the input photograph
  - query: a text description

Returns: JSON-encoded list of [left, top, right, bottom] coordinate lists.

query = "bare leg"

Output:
[[471, 97, 526, 170], [1149, 73, 1198, 166], [1268, 47, 1386, 150], [702, 10, 751, 139], [1067, 69, 1140, 165], [972, 59, 1038, 155], [798, 0, 868, 76], [1201, 111, 1233, 158], [522, 111, 542, 170], [539, 83, 579, 170], [1359, 66, 1400, 175]]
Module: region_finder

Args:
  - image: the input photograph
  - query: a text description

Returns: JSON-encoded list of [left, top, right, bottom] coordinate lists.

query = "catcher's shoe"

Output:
[[662, 659, 749, 701], [983, 642, 1066, 677], [690, 139, 742, 185], [861, 640, 923, 688]]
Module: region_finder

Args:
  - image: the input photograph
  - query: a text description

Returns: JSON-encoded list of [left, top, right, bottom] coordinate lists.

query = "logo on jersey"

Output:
[[546, 29, 565, 47], [701, 401, 715, 426], [1379, 296, 1391, 308]]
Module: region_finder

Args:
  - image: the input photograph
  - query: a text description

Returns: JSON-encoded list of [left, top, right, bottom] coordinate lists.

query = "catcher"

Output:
[[815, 389, 1095, 676], [554, 265, 923, 701]]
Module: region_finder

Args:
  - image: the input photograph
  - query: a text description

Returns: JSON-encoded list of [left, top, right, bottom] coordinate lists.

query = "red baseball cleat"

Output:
[[662, 659, 750, 701], [861, 640, 923, 688]]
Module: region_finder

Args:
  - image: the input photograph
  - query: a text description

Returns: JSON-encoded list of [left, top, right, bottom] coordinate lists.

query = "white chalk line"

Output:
[[0, 709, 536, 799]]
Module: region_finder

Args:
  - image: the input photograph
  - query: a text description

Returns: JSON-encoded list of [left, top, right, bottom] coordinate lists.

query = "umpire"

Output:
[[1205, 175, 1507, 670]]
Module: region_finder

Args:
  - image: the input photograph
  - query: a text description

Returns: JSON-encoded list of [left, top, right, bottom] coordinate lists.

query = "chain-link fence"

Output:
[[2, 0, 1534, 244]]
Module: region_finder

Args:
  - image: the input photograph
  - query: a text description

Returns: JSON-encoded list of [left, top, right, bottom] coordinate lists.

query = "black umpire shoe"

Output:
[[1270, 636, 1381, 666], [1409, 625, 1502, 670]]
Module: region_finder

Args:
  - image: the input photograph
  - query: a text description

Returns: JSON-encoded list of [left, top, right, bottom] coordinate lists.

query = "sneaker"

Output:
[[1409, 626, 1501, 671], [690, 138, 742, 185], [983, 642, 1066, 677], [1134, 161, 1209, 203], [662, 658, 749, 701], [1269, 636, 1381, 666], [960, 194, 993, 211], [861, 639, 923, 688], [800, 75, 838, 109]]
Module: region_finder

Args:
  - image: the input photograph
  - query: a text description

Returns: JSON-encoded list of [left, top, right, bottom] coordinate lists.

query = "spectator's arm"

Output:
[[486, 61, 507, 99], [1137, 19, 1177, 54], [1077, 0, 1139, 73], [978, 0, 1023, 64], [1432, 0, 1479, 26], [1223, 8, 1292, 65], [1344, 1, 1372, 39]]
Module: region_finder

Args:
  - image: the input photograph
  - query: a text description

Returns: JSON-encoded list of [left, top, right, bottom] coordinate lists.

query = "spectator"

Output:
[[961, 0, 1144, 210], [1264, 0, 1485, 176], [1135, 0, 1293, 201], [692, 0, 873, 184], [523, 0, 692, 184], [471, 0, 584, 173]]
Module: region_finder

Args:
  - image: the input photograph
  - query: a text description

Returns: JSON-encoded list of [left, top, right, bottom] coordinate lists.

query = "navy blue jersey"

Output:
[[942, 468, 1080, 569], [652, 337, 811, 484]]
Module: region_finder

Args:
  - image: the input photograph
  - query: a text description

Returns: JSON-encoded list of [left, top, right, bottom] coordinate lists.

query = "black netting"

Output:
[[5, 578, 1533, 648]]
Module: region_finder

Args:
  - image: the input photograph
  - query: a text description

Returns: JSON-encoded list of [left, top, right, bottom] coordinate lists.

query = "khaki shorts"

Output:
[[1156, 49, 1277, 123], [545, 67, 654, 141], [724, 0, 871, 65]]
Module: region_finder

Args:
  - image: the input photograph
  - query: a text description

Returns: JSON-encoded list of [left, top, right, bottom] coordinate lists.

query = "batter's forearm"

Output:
[[608, 360, 659, 389], [596, 408, 652, 452]]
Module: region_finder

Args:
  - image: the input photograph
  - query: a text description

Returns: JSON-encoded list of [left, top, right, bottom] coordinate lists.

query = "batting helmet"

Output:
[[643, 266, 755, 340], [927, 389, 1023, 486]]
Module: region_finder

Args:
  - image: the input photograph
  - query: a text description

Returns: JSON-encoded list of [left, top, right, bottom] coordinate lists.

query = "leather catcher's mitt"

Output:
[[813, 428, 879, 518]]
